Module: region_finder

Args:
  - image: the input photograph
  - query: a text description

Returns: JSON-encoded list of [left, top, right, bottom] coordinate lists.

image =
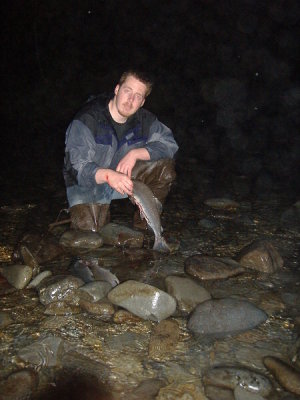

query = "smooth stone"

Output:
[[100, 223, 144, 248], [204, 198, 240, 210], [0, 369, 38, 400], [203, 367, 272, 396], [59, 230, 103, 249], [18, 336, 65, 367], [185, 255, 245, 280], [234, 386, 266, 400], [80, 299, 114, 320], [38, 275, 84, 305], [20, 245, 39, 275], [148, 319, 180, 360], [237, 240, 283, 273], [127, 378, 166, 400], [263, 356, 300, 395], [77, 281, 112, 302], [113, 309, 142, 324], [0, 264, 33, 289], [165, 275, 211, 312], [40, 316, 70, 329], [205, 385, 235, 400], [188, 298, 267, 338], [44, 301, 81, 315], [108, 280, 176, 321], [156, 382, 208, 399], [27, 270, 52, 288], [0, 311, 13, 328]]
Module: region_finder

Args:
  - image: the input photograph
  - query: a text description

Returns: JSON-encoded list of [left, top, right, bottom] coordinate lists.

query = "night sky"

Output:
[[1, 0, 299, 196]]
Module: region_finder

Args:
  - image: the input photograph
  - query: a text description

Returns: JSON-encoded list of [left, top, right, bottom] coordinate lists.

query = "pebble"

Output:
[[234, 386, 266, 400], [59, 230, 103, 249], [237, 240, 284, 273], [0, 264, 33, 289], [18, 336, 65, 367], [44, 300, 81, 315], [203, 366, 272, 396], [263, 356, 300, 395], [38, 275, 84, 305], [108, 280, 176, 321], [100, 222, 144, 248], [165, 275, 211, 312], [113, 309, 142, 324], [185, 256, 245, 280], [77, 281, 112, 302], [80, 299, 115, 320], [0, 369, 38, 400], [148, 319, 180, 360], [188, 298, 267, 338], [27, 270, 52, 288]]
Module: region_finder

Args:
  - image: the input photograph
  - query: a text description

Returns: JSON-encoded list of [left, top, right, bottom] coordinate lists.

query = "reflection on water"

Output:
[[0, 164, 299, 399]]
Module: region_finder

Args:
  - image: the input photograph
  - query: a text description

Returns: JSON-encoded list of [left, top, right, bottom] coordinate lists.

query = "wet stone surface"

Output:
[[0, 163, 299, 399]]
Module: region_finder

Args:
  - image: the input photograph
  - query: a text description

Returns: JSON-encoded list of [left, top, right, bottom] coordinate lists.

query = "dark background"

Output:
[[1, 0, 299, 200]]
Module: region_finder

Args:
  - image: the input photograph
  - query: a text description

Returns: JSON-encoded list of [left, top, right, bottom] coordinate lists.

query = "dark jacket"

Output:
[[63, 95, 178, 188]]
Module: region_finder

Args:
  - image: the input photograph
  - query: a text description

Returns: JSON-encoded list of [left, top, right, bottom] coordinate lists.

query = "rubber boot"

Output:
[[70, 203, 110, 232], [131, 159, 176, 230]]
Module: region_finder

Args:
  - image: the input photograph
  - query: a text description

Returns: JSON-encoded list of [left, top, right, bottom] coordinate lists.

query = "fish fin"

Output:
[[153, 236, 170, 253]]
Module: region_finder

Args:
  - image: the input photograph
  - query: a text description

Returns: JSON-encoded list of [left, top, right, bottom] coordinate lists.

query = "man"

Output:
[[63, 70, 179, 232]]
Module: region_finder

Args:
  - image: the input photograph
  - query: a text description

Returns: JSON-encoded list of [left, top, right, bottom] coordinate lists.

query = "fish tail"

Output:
[[153, 236, 170, 253]]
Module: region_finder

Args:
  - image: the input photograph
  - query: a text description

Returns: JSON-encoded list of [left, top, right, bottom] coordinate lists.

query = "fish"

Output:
[[69, 257, 94, 283], [130, 180, 170, 253], [69, 257, 119, 287], [83, 258, 119, 287]]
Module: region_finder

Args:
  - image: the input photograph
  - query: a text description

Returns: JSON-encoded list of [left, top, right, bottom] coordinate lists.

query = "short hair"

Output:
[[118, 70, 153, 97]]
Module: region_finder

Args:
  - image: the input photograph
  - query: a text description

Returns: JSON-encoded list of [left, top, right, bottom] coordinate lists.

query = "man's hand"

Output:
[[95, 169, 133, 195], [116, 148, 150, 178]]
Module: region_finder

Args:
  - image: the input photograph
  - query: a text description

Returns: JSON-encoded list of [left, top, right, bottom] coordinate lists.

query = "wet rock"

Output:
[[77, 281, 112, 302], [108, 280, 176, 321], [38, 275, 84, 305], [237, 240, 284, 273], [0, 369, 38, 400], [0, 311, 13, 328], [204, 198, 240, 210], [263, 356, 300, 395], [127, 378, 166, 400], [203, 366, 272, 396], [234, 386, 266, 399], [100, 222, 144, 248], [113, 309, 142, 324], [188, 298, 267, 338], [185, 256, 245, 280], [59, 230, 103, 249], [156, 382, 208, 399], [80, 299, 114, 320], [18, 233, 65, 264], [40, 316, 71, 329], [148, 319, 180, 360], [0, 264, 33, 289], [280, 201, 300, 233], [27, 270, 52, 289], [165, 275, 211, 312], [44, 301, 81, 315], [20, 245, 39, 276], [205, 385, 234, 400], [18, 336, 65, 367]]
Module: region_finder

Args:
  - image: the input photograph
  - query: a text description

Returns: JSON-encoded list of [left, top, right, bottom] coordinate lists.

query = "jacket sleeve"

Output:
[[144, 118, 179, 161], [65, 120, 100, 188]]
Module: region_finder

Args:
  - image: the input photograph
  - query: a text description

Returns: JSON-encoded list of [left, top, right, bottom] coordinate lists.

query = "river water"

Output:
[[0, 158, 299, 399]]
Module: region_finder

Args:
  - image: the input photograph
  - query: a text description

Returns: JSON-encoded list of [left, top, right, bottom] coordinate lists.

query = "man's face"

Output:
[[114, 75, 147, 118]]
